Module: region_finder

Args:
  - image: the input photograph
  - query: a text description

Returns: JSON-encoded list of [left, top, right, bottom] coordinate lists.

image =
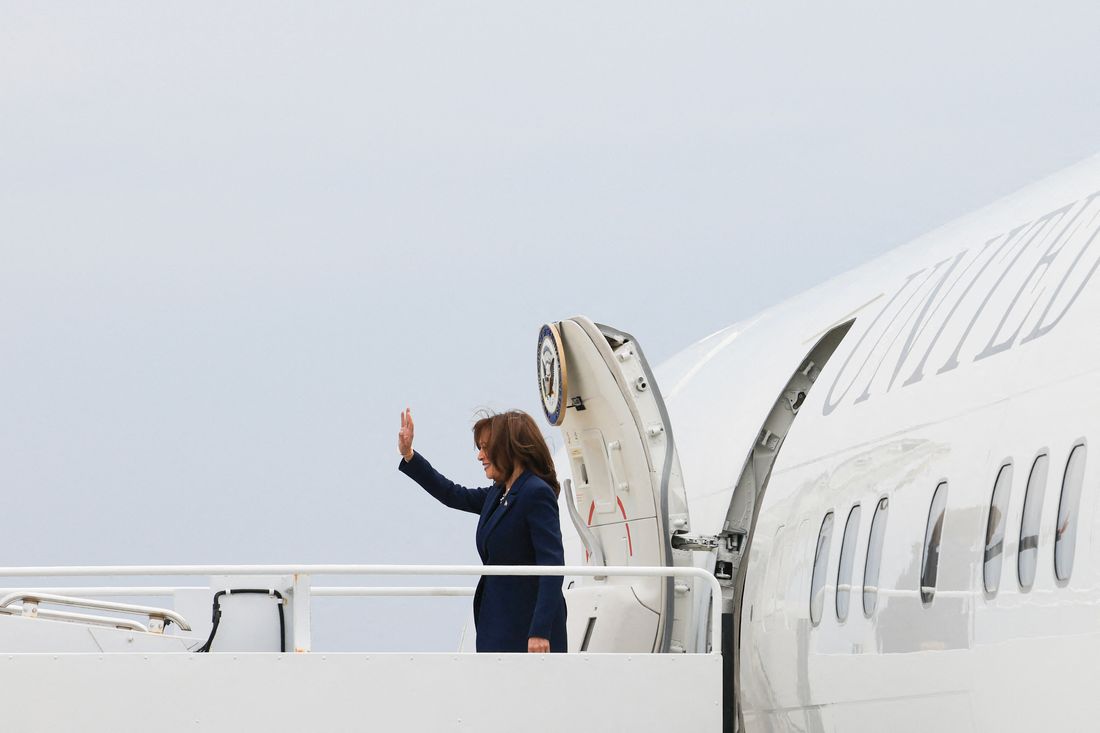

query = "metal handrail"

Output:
[[0, 587, 197, 597], [563, 479, 607, 570], [0, 564, 721, 653], [0, 604, 150, 633], [0, 586, 475, 598], [0, 592, 191, 632], [313, 587, 475, 597]]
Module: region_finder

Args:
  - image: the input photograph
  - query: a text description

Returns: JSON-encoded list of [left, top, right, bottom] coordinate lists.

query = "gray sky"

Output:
[[2, 1, 1099, 650]]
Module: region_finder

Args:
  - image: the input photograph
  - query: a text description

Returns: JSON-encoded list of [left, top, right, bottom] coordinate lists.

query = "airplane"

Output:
[[552, 151, 1100, 730], [1, 152, 1097, 731]]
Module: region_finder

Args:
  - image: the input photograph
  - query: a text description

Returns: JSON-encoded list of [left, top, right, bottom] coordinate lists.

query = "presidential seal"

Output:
[[537, 323, 568, 426]]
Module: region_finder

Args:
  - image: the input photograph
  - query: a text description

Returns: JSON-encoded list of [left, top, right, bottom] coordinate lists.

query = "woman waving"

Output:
[[397, 408, 567, 653]]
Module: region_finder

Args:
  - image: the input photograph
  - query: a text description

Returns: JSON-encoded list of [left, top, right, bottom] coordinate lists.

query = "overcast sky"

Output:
[[2, 1, 1099, 651]]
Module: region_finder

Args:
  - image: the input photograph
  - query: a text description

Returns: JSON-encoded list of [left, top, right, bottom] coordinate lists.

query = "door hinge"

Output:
[[670, 533, 720, 552]]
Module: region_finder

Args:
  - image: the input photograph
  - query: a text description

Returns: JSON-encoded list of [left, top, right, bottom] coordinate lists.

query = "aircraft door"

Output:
[[544, 317, 696, 653]]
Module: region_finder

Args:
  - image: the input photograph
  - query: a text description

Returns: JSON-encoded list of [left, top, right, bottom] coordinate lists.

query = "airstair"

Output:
[[0, 563, 723, 732]]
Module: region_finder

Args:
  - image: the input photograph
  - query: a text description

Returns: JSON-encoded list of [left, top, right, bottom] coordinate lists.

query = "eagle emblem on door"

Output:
[[537, 323, 568, 426]]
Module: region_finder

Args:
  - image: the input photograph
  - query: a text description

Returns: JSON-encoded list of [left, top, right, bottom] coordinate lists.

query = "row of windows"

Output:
[[984, 443, 1087, 593], [808, 441, 1087, 626], [809, 495, 889, 624]]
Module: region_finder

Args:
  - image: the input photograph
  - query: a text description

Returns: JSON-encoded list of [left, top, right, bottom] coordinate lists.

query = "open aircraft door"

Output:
[[539, 317, 698, 654]]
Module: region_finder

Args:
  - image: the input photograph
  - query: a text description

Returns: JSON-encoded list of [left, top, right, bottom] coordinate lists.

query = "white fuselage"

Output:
[[648, 153, 1100, 730]]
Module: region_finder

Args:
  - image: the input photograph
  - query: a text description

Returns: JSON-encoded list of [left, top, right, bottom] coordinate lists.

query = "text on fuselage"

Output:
[[823, 190, 1100, 415]]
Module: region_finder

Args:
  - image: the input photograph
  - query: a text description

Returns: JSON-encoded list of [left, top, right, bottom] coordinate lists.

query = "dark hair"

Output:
[[473, 410, 560, 496]]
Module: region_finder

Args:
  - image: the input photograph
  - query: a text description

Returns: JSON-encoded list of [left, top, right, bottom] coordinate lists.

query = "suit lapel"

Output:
[[479, 472, 530, 554], [477, 485, 504, 528]]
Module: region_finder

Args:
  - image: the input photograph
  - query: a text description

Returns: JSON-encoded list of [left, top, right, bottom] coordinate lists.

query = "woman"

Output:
[[397, 408, 567, 653]]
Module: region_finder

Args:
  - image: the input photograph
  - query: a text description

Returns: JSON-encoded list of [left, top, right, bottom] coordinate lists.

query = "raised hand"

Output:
[[398, 408, 415, 461]]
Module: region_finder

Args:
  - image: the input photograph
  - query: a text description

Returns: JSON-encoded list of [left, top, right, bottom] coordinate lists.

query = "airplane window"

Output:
[[1018, 453, 1049, 590], [809, 512, 834, 626], [863, 497, 889, 616], [983, 464, 1013, 594], [835, 504, 861, 621], [1054, 444, 1087, 581], [920, 482, 948, 604]]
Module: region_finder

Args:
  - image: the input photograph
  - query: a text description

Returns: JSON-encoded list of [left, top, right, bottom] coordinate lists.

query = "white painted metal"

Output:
[[291, 572, 311, 653], [556, 317, 697, 654], [0, 653, 722, 732], [0, 566, 722, 730]]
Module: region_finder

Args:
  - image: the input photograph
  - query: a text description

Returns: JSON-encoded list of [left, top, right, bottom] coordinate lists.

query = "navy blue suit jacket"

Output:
[[399, 452, 567, 653]]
